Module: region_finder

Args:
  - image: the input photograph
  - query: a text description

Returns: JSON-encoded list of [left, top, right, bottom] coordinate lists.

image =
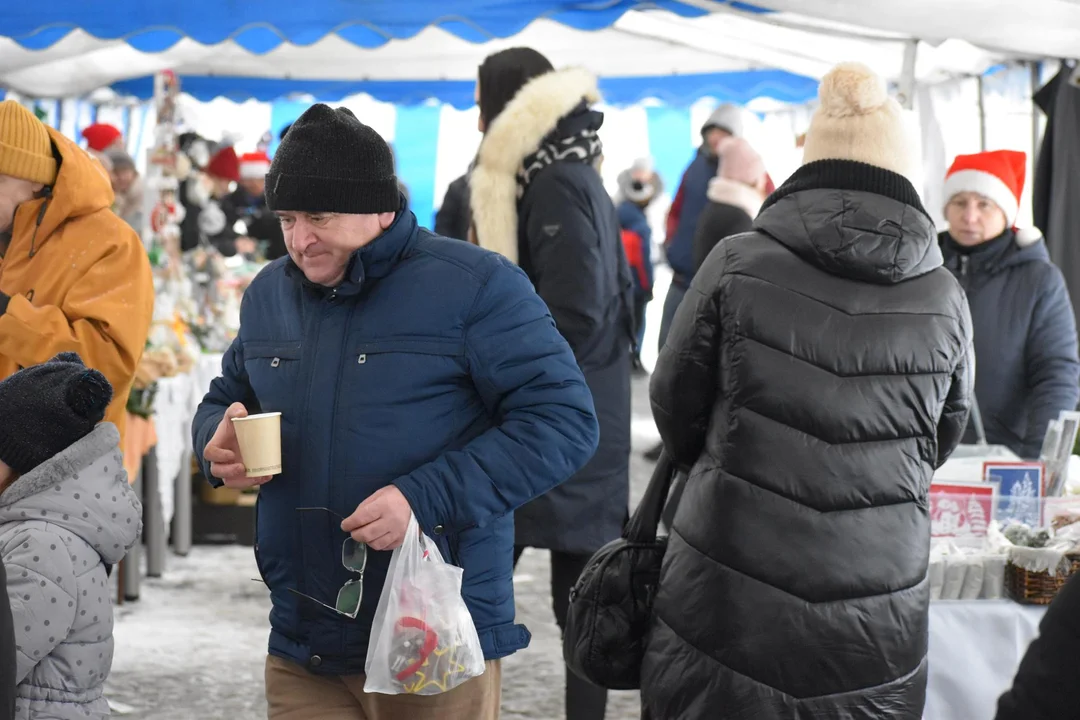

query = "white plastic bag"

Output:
[[364, 514, 485, 695]]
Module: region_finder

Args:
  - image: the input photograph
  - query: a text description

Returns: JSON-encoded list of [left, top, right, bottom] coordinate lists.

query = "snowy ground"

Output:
[[104, 373, 661, 720]]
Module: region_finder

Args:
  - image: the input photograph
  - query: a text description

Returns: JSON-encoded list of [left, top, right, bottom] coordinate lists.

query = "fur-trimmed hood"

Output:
[[470, 67, 602, 264], [0, 423, 141, 564], [707, 177, 764, 219]]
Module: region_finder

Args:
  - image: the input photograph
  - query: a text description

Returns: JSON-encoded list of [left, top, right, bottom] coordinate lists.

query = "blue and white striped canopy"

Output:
[[0, 1, 1040, 106], [2, 1, 764, 51]]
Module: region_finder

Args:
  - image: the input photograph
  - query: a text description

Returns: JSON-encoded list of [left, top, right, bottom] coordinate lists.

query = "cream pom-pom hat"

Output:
[[802, 62, 918, 181]]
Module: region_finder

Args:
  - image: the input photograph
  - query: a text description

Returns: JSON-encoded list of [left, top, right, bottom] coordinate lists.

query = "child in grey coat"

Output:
[[0, 352, 142, 719]]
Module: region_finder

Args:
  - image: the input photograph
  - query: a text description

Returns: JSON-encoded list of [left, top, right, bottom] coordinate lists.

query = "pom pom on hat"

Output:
[[50, 352, 83, 365], [817, 63, 889, 118], [801, 62, 917, 181], [66, 369, 113, 422], [0, 352, 115, 474]]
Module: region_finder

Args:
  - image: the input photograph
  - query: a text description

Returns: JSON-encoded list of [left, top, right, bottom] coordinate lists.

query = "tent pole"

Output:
[[898, 39, 918, 110], [1030, 60, 1042, 170], [976, 74, 987, 151]]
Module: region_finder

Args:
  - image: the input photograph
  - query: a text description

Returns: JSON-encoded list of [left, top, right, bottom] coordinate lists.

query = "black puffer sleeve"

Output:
[[937, 301, 974, 467], [650, 240, 725, 468]]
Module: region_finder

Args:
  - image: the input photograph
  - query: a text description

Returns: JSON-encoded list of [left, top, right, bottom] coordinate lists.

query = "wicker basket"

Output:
[[1005, 554, 1080, 604]]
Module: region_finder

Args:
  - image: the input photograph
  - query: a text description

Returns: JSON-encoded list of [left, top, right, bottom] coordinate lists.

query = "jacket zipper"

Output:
[[958, 255, 970, 292]]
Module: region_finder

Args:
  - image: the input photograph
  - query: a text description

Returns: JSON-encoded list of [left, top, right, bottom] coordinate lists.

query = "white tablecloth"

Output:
[[926, 600, 1045, 720], [150, 353, 225, 524]]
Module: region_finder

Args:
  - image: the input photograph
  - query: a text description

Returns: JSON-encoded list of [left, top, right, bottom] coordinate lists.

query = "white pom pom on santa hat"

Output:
[[1015, 226, 1043, 247]]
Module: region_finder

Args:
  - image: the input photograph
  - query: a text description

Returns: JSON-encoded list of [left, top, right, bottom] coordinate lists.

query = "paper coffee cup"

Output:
[[231, 412, 282, 477]]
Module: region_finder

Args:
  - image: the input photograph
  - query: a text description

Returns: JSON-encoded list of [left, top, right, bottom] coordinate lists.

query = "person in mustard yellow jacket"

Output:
[[0, 100, 153, 446]]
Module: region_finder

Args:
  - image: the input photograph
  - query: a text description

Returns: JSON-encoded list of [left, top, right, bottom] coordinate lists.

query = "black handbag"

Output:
[[563, 450, 678, 690]]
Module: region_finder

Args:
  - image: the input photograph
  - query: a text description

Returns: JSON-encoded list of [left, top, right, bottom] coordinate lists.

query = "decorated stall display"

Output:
[[984, 462, 1044, 528], [140, 70, 269, 375], [1003, 518, 1080, 604], [931, 483, 995, 539], [129, 70, 268, 421], [1042, 411, 1080, 497]]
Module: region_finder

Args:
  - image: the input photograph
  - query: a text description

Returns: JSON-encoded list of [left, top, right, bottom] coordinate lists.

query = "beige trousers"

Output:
[[265, 655, 501, 720]]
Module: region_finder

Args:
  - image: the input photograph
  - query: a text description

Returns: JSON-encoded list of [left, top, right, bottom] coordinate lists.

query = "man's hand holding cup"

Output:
[[204, 403, 274, 488]]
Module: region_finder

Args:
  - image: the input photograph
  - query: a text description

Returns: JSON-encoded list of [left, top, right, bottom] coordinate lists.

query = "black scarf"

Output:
[[516, 103, 604, 198]]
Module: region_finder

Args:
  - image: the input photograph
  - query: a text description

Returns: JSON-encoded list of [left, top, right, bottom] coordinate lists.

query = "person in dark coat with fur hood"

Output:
[[469, 48, 634, 720], [642, 62, 973, 720], [939, 150, 1079, 458]]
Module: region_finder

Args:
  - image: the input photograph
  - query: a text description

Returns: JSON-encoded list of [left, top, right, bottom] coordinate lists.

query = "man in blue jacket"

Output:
[[192, 104, 599, 718]]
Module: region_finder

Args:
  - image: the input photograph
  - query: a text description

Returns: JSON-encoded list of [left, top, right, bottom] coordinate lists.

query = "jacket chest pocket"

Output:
[[243, 341, 303, 412], [344, 338, 467, 409]]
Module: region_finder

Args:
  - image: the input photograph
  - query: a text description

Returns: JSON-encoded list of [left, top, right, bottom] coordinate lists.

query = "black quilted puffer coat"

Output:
[[641, 161, 974, 720]]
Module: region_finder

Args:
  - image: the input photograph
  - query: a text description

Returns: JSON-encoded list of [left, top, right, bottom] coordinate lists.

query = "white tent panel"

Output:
[[753, 0, 1080, 59], [0, 8, 1005, 101]]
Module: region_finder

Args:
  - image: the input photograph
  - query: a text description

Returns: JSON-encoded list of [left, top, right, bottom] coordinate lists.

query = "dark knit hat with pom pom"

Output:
[[0, 352, 113, 474]]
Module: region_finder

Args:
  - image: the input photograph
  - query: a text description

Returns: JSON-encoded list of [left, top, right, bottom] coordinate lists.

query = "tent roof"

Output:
[[0, 2, 1019, 106], [1, 0, 720, 51]]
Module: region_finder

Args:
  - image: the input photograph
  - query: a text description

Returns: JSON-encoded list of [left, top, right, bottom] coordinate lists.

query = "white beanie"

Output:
[[801, 62, 917, 180], [702, 104, 743, 138]]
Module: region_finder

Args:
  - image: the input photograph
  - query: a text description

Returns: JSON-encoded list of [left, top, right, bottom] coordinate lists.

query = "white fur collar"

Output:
[[707, 177, 763, 219], [469, 67, 602, 264]]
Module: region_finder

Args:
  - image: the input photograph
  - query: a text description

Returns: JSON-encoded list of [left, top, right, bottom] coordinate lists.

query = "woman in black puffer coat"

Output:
[[642, 63, 973, 720], [692, 136, 768, 273]]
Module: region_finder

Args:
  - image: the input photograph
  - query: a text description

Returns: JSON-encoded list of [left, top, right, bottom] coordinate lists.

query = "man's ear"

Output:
[[31, 182, 45, 194], [378, 212, 395, 230]]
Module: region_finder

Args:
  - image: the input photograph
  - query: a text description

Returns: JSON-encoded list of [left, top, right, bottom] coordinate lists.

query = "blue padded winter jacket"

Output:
[[192, 202, 599, 676], [941, 229, 1080, 458]]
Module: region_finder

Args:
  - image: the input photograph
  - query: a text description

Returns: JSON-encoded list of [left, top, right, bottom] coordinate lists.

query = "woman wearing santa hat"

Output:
[[940, 149, 1080, 458], [226, 151, 286, 260], [80, 123, 124, 154]]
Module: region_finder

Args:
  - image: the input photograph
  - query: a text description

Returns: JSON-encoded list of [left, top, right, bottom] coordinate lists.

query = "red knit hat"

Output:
[[206, 147, 240, 182], [238, 151, 271, 180], [81, 123, 123, 152], [943, 150, 1026, 225]]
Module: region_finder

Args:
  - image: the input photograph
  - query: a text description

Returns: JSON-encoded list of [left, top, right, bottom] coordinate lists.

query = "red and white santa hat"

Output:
[[239, 151, 271, 180], [943, 149, 1027, 226], [943, 149, 1043, 245]]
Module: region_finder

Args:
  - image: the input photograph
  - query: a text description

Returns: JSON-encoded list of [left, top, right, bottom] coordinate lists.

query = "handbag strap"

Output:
[[623, 449, 678, 543]]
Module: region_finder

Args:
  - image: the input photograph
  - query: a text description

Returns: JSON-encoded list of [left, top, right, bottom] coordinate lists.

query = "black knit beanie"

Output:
[[0, 352, 113, 474], [265, 104, 399, 215]]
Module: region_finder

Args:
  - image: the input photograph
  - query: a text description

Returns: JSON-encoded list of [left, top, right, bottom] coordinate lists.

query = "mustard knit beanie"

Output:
[[0, 101, 58, 186]]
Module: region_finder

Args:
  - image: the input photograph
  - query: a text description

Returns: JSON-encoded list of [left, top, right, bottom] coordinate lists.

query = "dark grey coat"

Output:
[[642, 161, 973, 719], [513, 156, 634, 554], [940, 229, 1080, 458]]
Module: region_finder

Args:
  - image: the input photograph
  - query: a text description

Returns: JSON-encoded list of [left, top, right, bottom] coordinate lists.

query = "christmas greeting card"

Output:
[[984, 462, 1044, 528], [930, 481, 996, 538]]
